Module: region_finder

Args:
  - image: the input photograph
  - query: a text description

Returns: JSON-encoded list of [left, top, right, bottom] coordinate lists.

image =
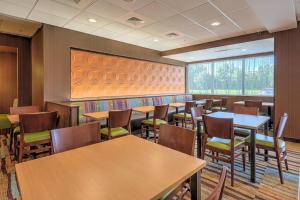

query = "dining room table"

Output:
[[132, 106, 155, 138], [16, 135, 206, 200], [83, 111, 109, 121], [196, 111, 270, 183], [169, 102, 186, 126], [195, 99, 221, 106], [7, 114, 19, 124]]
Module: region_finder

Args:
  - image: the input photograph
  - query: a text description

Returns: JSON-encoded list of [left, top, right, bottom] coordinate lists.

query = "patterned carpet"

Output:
[[0, 134, 299, 200]]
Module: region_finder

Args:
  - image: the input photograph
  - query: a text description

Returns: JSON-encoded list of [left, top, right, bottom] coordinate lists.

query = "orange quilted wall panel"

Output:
[[71, 50, 185, 99]]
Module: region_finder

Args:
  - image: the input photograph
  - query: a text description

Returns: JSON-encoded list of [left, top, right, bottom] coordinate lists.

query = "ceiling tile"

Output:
[[125, 30, 151, 40], [227, 8, 265, 33], [34, 0, 80, 19], [54, 0, 95, 9], [135, 1, 177, 21], [182, 2, 222, 23], [0, 1, 32, 18], [87, 0, 129, 19], [210, 0, 249, 14], [64, 21, 98, 33], [28, 9, 69, 27], [2, 0, 36, 8], [141, 22, 171, 35], [71, 11, 111, 27], [160, 14, 196, 30], [158, 0, 207, 12], [200, 15, 240, 35], [107, 0, 154, 11], [102, 22, 134, 34]]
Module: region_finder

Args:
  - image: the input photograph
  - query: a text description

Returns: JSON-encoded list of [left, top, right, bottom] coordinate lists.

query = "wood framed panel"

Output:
[[71, 49, 185, 99]]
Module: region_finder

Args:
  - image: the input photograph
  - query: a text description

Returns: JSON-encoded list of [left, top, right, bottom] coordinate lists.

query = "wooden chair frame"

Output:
[[173, 101, 196, 128]]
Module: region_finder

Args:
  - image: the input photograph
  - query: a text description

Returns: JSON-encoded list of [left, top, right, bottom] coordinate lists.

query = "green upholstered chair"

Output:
[[202, 115, 246, 186], [212, 97, 228, 112], [245, 113, 288, 184], [158, 124, 195, 200], [17, 111, 57, 162], [9, 106, 40, 153], [233, 106, 259, 137], [141, 105, 169, 143], [0, 114, 11, 130], [100, 109, 132, 140], [204, 99, 213, 114], [173, 101, 196, 128]]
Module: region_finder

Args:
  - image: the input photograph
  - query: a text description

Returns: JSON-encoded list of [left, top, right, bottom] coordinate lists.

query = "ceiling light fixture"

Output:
[[211, 21, 221, 26], [153, 38, 159, 42], [88, 18, 97, 23], [189, 56, 195, 59], [241, 48, 247, 52]]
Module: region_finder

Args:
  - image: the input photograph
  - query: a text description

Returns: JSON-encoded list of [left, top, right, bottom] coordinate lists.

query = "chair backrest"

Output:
[[51, 122, 99, 154], [159, 124, 195, 156], [204, 99, 213, 110], [245, 100, 262, 110], [19, 111, 58, 133], [233, 106, 259, 115], [185, 101, 196, 114], [191, 106, 204, 125], [221, 97, 228, 107], [203, 115, 233, 140], [274, 113, 288, 138], [153, 104, 169, 120], [10, 106, 40, 115], [108, 109, 132, 128], [205, 166, 227, 200], [12, 98, 18, 107]]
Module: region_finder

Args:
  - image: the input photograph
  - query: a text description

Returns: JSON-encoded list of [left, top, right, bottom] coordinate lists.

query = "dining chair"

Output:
[[141, 104, 169, 143], [191, 106, 204, 130], [233, 106, 259, 137], [205, 166, 227, 200], [202, 115, 246, 186], [100, 109, 132, 140], [51, 122, 100, 154], [173, 101, 196, 128], [158, 124, 195, 200], [204, 99, 213, 114], [212, 97, 228, 112], [245, 100, 263, 111], [9, 106, 41, 153], [245, 113, 288, 184], [17, 111, 58, 162]]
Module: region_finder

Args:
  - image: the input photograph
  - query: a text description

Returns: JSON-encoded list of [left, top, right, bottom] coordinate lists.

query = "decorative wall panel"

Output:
[[71, 50, 185, 99]]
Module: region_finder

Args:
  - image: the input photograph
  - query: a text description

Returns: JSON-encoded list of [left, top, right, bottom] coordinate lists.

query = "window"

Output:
[[188, 55, 274, 96]]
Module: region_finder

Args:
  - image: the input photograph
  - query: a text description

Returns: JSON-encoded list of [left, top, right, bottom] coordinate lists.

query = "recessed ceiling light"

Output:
[[153, 38, 159, 42], [189, 56, 195, 59], [241, 48, 247, 52], [211, 21, 221, 26], [88, 18, 97, 23]]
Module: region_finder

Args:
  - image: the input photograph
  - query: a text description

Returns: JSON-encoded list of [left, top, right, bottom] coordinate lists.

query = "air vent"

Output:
[[164, 31, 184, 39], [73, 0, 81, 4], [126, 17, 145, 26], [215, 47, 241, 52]]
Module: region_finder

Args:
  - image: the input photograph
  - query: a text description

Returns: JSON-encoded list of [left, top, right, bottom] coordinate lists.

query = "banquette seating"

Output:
[[70, 94, 192, 130]]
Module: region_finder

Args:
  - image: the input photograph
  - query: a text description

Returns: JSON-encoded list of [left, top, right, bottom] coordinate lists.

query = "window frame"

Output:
[[187, 52, 274, 96]]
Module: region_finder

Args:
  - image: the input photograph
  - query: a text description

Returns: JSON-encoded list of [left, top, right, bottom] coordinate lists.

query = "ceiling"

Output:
[[0, 0, 298, 51], [164, 38, 274, 62]]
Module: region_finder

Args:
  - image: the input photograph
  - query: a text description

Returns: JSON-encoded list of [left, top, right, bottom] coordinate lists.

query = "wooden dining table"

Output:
[[195, 99, 221, 106], [16, 135, 206, 200], [7, 114, 19, 124], [196, 111, 270, 183], [83, 111, 109, 121]]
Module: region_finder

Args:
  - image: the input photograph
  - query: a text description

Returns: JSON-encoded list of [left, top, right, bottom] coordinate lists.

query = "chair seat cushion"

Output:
[[101, 127, 129, 137], [234, 127, 251, 137], [245, 133, 285, 149], [0, 114, 11, 129], [142, 119, 167, 126], [205, 110, 213, 114], [14, 126, 20, 134], [211, 106, 227, 111], [18, 130, 51, 143], [207, 137, 245, 151], [173, 113, 191, 118]]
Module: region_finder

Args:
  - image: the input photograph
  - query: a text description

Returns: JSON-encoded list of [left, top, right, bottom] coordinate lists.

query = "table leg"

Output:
[[191, 171, 201, 200], [267, 106, 272, 129], [264, 122, 269, 161], [250, 129, 256, 183], [145, 112, 149, 138], [197, 120, 202, 158], [175, 107, 179, 126]]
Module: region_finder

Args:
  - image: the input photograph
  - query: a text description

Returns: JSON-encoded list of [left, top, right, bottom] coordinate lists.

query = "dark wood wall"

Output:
[[0, 52, 17, 113], [31, 28, 44, 108], [275, 24, 300, 140], [0, 33, 32, 112]]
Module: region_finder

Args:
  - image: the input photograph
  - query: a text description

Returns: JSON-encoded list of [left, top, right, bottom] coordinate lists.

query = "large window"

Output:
[[188, 55, 274, 96]]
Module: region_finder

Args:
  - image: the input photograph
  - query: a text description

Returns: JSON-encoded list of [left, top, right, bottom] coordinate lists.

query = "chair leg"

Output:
[[231, 158, 235, 187], [9, 128, 13, 152], [212, 151, 215, 162], [216, 152, 219, 163], [283, 150, 288, 170], [18, 143, 23, 163], [275, 149, 284, 184], [153, 128, 157, 143], [242, 147, 246, 171]]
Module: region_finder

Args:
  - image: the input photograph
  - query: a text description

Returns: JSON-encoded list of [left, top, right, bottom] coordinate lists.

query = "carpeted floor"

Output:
[[0, 134, 299, 200]]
